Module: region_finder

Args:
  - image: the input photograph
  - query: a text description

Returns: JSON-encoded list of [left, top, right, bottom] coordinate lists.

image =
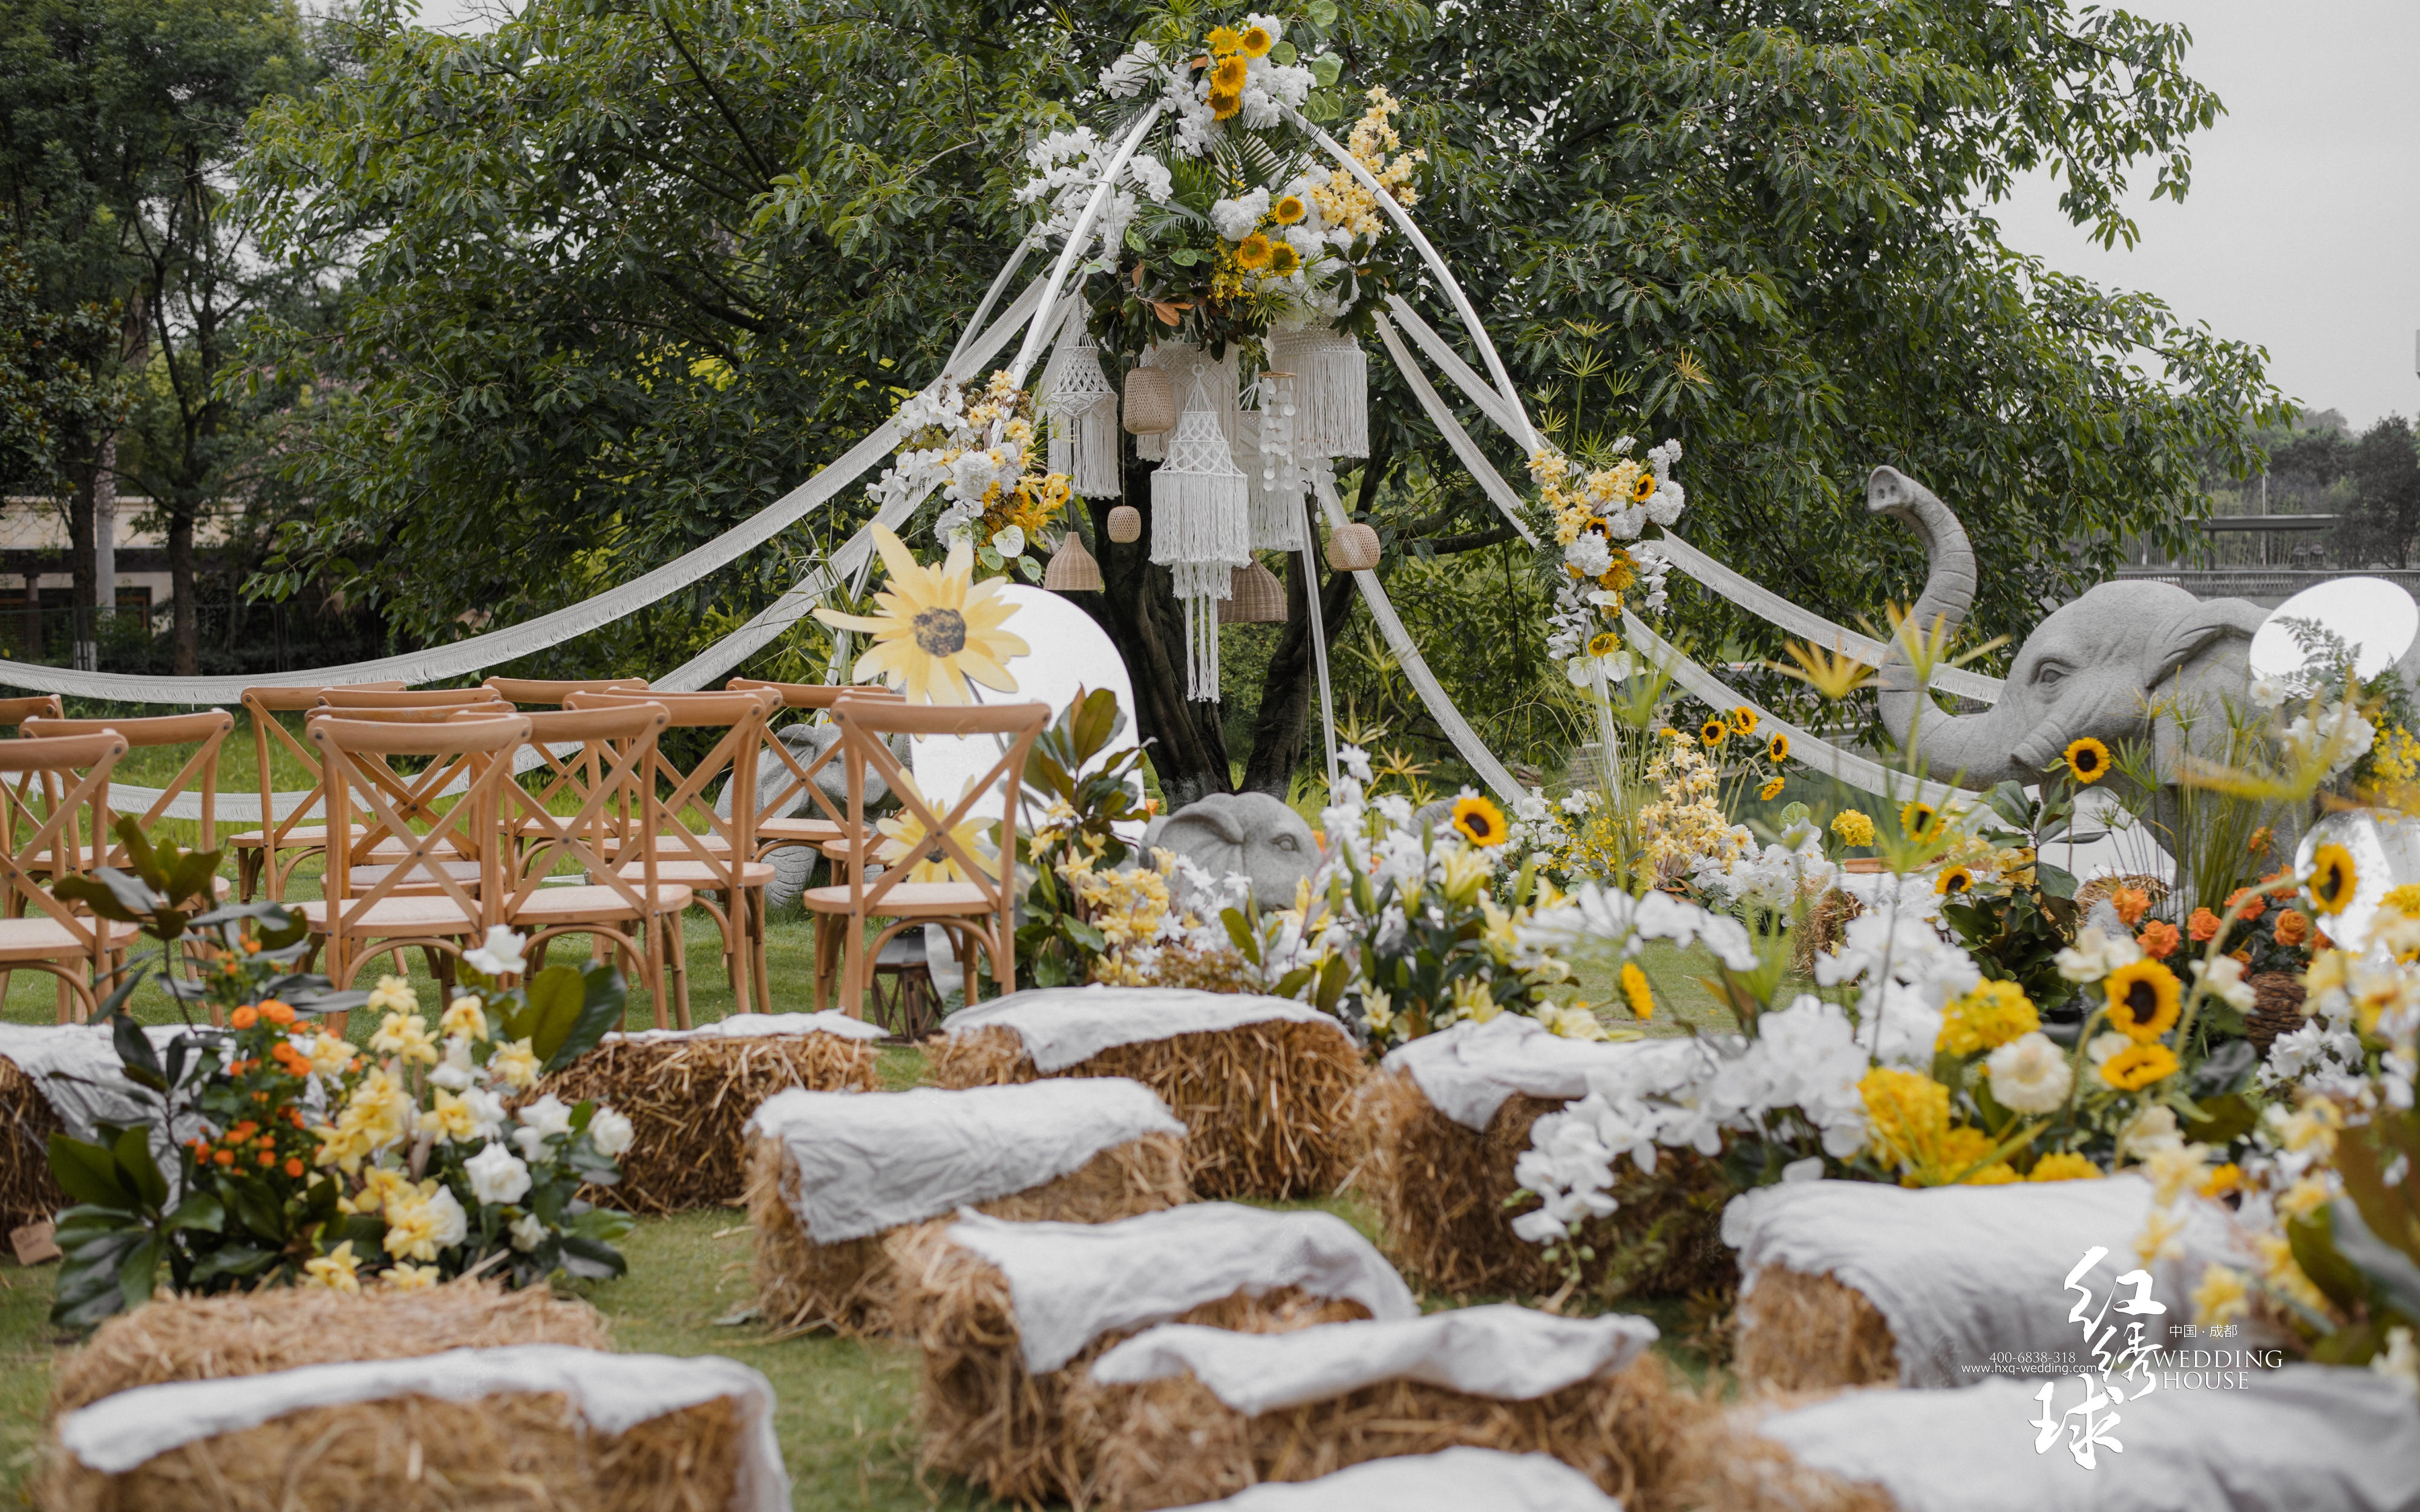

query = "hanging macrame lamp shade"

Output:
[[1042, 307, 1122, 498], [1042, 530, 1102, 592], [1325, 521, 1381, 572], [1106, 504, 1142, 543], [1217, 559, 1288, 624], [1151, 367, 1251, 702], [1122, 364, 1176, 435], [1268, 326, 1369, 459], [1247, 370, 1306, 551]]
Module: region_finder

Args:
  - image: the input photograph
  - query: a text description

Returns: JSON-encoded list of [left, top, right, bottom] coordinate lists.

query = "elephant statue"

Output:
[[1143, 791, 1320, 909], [1868, 463, 2272, 797], [718, 718, 911, 911]]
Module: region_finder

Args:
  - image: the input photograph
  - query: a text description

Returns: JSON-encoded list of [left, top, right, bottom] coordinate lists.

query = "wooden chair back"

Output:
[[0, 696, 63, 728], [23, 709, 235, 855], [318, 686, 502, 710], [565, 688, 776, 887], [725, 679, 904, 835], [483, 676, 650, 707], [310, 714, 528, 934], [829, 697, 1047, 924], [504, 704, 668, 917], [240, 681, 410, 888], [0, 730, 128, 940]]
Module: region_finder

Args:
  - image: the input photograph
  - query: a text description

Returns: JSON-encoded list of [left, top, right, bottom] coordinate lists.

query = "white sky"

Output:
[[402, 0, 2418, 428]]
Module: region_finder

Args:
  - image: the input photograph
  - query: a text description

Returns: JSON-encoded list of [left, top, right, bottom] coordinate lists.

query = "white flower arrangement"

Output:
[[866, 369, 1070, 576], [1531, 437, 1687, 686]]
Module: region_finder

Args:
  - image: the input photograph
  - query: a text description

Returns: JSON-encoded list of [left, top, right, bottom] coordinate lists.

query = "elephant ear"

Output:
[[2141, 598, 2267, 689]]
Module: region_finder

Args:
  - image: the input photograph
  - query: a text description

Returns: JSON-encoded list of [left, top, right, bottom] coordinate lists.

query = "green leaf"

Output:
[[541, 961, 628, 1072], [1220, 907, 1257, 958], [523, 964, 588, 1064], [1306, 4, 1338, 32], [47, 1135, 135, 1210], [51, 873, 149, 924], [111, 1125, 168, 1211], [1272, 41, 1297, 65], [116, 1233, 163, 1312], [557, 1234, 627, 1280], [2289, 1209, 2372, 1312]]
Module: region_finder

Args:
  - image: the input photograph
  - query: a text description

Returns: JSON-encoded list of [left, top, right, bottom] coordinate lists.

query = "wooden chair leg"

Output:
[[669, 911, 692, 1031], [748, 888, 772, 1015]]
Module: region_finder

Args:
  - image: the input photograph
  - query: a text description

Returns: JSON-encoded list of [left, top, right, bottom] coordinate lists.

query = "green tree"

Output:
[[2342, 416, 2420, 569], [0, 240, 120, 496]]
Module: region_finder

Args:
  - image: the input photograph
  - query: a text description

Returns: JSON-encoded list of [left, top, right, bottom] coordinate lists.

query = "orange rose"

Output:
[[2187, 908, 2221, 943], [2231, 948, 2252, 966], [2111, 887, 2150, 927], [229, 1005, 258, 1029], [261, 1002, 296, 1026], [2223, 887, 2266, 924], [2274, 909, 2310, 947], [2136, 919, 2180, 959]]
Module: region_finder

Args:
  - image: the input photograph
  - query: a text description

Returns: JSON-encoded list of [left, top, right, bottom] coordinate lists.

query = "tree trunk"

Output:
[[64, 452, 97, 673], [1072, 455, 1233, 807], [170, 506, 199, 675], [1240, 545, 1357, 795]]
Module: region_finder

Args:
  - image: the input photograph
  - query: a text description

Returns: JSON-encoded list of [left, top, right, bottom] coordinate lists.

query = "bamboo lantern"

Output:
[[1042, 531, 1102, 593], [1122, 365, 1176, 435], [1217, 559, 1289, 624], [1324, 521, 1381, 572], [1107, 504, 1143, 544]]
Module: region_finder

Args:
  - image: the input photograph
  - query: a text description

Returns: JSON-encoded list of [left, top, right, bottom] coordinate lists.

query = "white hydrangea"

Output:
[[1813, 891, 1978, 1067], [1211, 187, 1271, 241]]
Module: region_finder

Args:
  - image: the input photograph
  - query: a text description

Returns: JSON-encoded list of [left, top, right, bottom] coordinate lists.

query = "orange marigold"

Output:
[[229, 1005, 258, 1029]]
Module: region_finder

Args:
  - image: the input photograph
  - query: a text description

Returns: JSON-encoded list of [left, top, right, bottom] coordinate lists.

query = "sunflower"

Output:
[[1266, 241, 1302, 276], [1699, 718, 1728, 747], [1759, 777, 1785, 801], [813, 526, 1029, 704], [1935, 865, 1975, 897], [1620, 962, 1653, 1020], [1208, 88, 1242, 120], [1234, 233, 1273, 270], [1272, 194, 1306, 224], [2100, 1041, 2179, 1092], [2306, 842, 2357, 916], [1211, 54, 1249, 93], [1204, 25, 1241, 54], [1729, 705, 1759, 735], [2063, 737, 2110, 785], [2103, 958, 2181, 1042], [1237, 22, 1274, 56], [1586, 630, 1621, 658], [1898, 800, 1940, 841], [1767, 732, 1790, 763], [1451, 795, 1507, 847], [874, 772, 999, 884], [1628, 470, 1658, 503]]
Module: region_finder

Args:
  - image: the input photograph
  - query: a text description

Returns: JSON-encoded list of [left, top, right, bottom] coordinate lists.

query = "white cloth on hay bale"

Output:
[[1091, 1302, 1660, 1415], [1724, 1175, 2254, 1389], [745, 1080, 1182, 1243], [0, 1022, 189, 1141], [1379, 1014, 1706, 1130], [942, 986, 1353, 1072], [1165, 1447, 1620, 1511], [1749, 1364, 2420, 1512], [604, 1010, 889, 1046], [56, 1343, 790, 1512], [941, 1202, 1418, 1372]]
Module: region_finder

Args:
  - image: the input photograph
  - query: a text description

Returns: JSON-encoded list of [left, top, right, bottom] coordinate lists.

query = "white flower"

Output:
[[460, 1086, 508, 1142], [2118, 1104, 2185, 1160], [2284, 700, 2376, 779], [1563, 531, 1613, 578], [1098, 42, 1159, 97], [463, 1141, 532, 1205], [1211, 187, 1270, 241], [514, 1093, 574, 1160], [2375, 1326, 2419, 1397], [430, 1037, 478, 1092], [1987, 1032, 2075, 1114], [510, 1213, 549, 1253], [2249, 673, 2292, 709], [2055, 927, 2141, 983], [425, 1185, 467, 1248], [587, 1107, 635, 1160], [992, 524, 1026, 559], [463, 925, 528, 978], [2193, 954, 2257, 1013], [1124, 152, 1172, 201]]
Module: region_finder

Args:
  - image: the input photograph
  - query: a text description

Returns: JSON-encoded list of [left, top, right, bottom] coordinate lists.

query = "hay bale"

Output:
[[1156, 1448, 1633, 1511], [888, 1203, 1418, 1506], [49, 1279, 611, 1415], [927, 989, 1364, 1199], [1071, 1306, 1691, 1512], [744, 1128, 1188, 1337], [1663, 1391, 1895, 1512], [1730, 1265, 1897, 1395], [537, 1012, 885, 1214], [40, 1346, 785, 1512], [1, 1051, 67, 1236]]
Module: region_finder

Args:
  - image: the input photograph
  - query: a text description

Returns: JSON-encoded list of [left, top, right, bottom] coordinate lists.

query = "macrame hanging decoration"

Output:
[[1151, 366, 1251, 702], [1041, 307, 1122, 497], [1267, 325, 1369, 459], [1248, 369, 1306, 550], [1134, 341, 1238, 463]]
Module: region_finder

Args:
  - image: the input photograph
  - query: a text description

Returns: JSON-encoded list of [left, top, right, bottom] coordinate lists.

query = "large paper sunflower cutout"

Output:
[[814, 526, 1029, 704]]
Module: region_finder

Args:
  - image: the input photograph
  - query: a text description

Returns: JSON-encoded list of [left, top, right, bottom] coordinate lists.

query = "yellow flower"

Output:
[[1898, 800, 1941, 841], [1237, 22, 1274, 57], [2144, 1144, 2210, 1206], [1451, 975, 1502, 1023], [350, 1165, 417, 1216], [2191, 1265, 2250, 1327], [813, 525, 1030, 705], [1937, 979, 2039, 1055], [2064, 737, 2110, 784], [1776, 639, 1874, 700], [1266, 241, 1301, 276], [370, 1012, 439, 1066], [1728, 706, 1759, 736], [1935, 865, 1975, 898], [1208, 88, 1242, 121], [2384, 882, 2420, 917], [875, 771, 998, 883], [2100, 1041, 2180, 1090], [366, 974, 417, 1016], [417, 1088, 480, 1144], [2277, 1177, 2332, 1221], [2306, 842, 2357, 916], [303, 1240, 363, 1294], [1235, 233, 1273, 269], [1759, 777, 1785, 801], [1699, 718, 1728, 747], [1211, 54, 1248, 93], [2200, 1161, 2243, 1198], [1630, 470, 1658, 503], [2135, 1207, 2187, 1264], [1766, 732, 1790, 763], [2103, 959, 2181, 1042], [1205, 24, 1241, 53], [1831, 810, 1875, 847], [440, 995, 489, 1043], [1586, 630, 1621, 658], [1620, 962, 1653, 1020], [1271, 194, 1306, 226], [2029, 1152, 2101, 1182], [1538, 1002, 1606, 1041], [1451, 795, 1507, 848], [488, 1037, 540, 1092], [1860, 1067, 1949, 1175], [384, 1262, 440, 1292], [304, 1032, 358, 1078]]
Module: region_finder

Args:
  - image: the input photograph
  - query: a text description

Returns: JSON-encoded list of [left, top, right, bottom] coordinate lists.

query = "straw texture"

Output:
[[1, 1052, 68, 1234], [1732, 1265, 1900, 1393], [929, 1023, 1363, 1200], [539, 1032, 880, 1213], [1661, 1390, 1898, 1512], [888, 1222, 1370, 1506], [745, 1130, 1189, 1338]]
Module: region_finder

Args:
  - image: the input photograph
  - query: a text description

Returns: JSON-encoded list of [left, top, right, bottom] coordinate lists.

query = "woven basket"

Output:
[[1217, 559, 1287, 624], [1107, 504, 1143, 544], [2074, 873, 2171, 914], [2245, 971, 2307, 1054], [1324, 521, 1381, 572], [1043, 532, 1102, 593], [1122, 365, 1176, 435]]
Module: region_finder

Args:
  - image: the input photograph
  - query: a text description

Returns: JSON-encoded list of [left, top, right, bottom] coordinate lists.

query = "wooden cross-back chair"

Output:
[[318, 686, 502, 711], [303, 713, 529, 1022], [0, 730, 137, 1022], [723, 677, 902, 867], [301, 703, 515, 899], [501, 702, 695, 1028], [803, 697, 1048, 1017], [24, 709, 235, 858], [566, 687, 777, 1015], [482, 676, 650, 707], [235, 681, 407, 899]]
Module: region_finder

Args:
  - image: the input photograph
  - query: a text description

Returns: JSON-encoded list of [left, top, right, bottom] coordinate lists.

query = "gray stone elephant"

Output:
[[1143, 791, 1320, 909], [1867, 464, 2271, 793], [716, 719, 912, 910]]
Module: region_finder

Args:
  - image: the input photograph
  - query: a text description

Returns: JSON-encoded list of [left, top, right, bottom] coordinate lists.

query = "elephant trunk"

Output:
[[1864, 466, 2020, 787]]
